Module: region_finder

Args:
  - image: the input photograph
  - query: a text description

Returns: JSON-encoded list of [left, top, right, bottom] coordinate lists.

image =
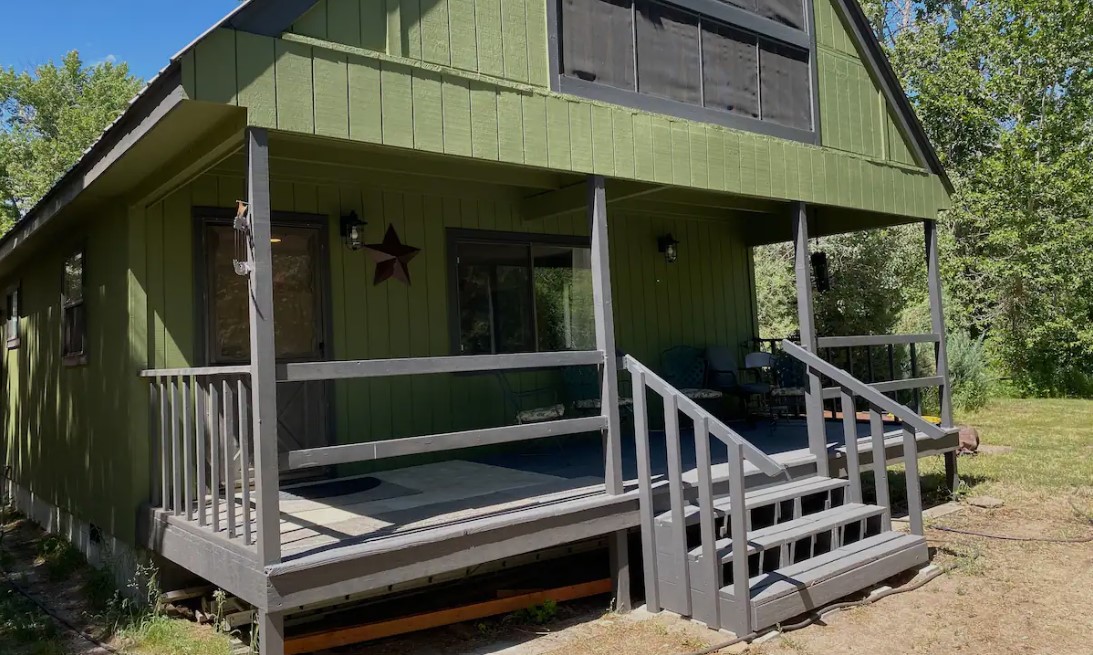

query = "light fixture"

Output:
[[270, 237, 282, 244], [340, 211, 366, 251], [657, 233, 680, 264], [811, 251, 831, 292]]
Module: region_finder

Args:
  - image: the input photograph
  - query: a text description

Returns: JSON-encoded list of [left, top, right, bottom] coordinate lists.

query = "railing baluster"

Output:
[[728, 441, 751, 635], [170, 376, 182, 514], [662, 394, 691, 617], [839, 389, 862, 503], [909, 343, 921, 413], [157, 377, 168, 510], [692, 415, 719, 628], [239, 377, 253, 546], [887, 344, 896, 399], [195, 379, 207, 527], [902, 421, 924, 535], [629, 368, 659, 613], [223, 379, 237, 539], [870, 407, 892, 531], [181, 376, 193, 521], [208, 378, 221, 534]]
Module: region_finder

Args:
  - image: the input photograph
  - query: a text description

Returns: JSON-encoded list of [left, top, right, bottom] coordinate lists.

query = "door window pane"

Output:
[[533, 245, 594, 351], [702, 23, 759, 118], [636, 0, 701, 105], [208, 224, 323, 362], [561, 0, 636, 90], [759, 40, 812, 130], [456, 242, 535, 355]]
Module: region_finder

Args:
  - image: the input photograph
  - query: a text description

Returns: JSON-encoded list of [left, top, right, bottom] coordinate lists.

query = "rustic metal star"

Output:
[[364, 224, 420, 285]]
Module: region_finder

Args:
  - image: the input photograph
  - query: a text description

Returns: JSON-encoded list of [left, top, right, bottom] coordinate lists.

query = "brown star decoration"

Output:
[[364, 224, 420, 285]]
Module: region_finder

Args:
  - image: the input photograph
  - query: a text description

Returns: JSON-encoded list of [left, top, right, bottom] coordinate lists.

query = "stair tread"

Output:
[[656, 476, 849, 525], [719, 532, 926, 603], [690, 503, 887, 561]]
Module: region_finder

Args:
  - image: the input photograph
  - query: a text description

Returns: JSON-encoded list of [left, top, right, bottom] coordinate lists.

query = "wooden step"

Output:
[[655, 476, 849, 527], [718, 532, 928, 632], [689, 503, 887, 563]]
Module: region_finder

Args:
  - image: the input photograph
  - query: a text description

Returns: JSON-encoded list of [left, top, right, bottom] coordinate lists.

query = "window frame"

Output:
[[61, 246, 88, 367], [4, 282, 20, 350], [549, 0, 822, 144], [446, 228, 593, 357]]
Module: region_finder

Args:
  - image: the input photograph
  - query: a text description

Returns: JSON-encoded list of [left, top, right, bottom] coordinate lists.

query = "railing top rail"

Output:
[[277, 350, 606, 382], [820, 375, 945, 400], [623, 355, 786, 477], [816, 333, 941, 348], [139, 365, 251, 378], [781, 340, 949, 437]]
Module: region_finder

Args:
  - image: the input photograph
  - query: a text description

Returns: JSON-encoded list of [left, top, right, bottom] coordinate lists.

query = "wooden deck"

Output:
[[141, 421, 958, 613]]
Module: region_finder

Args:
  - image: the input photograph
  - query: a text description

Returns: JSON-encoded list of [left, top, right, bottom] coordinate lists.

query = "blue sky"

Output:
[[0, 1, 240, 80]]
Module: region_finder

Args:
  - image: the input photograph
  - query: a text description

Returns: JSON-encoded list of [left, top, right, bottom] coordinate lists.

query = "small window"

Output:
[[4, 284, 19, 349], [452, 233, 595, 355], [560, 0, 635, 90], [62, 249, 87, 365], [635, 0, 701, 105]]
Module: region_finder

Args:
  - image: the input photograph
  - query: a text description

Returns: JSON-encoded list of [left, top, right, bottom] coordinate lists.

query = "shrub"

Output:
[[947, 331, 991, 411]]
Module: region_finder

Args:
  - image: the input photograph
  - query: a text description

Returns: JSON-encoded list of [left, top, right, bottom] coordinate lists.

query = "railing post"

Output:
[[588, 175, 629, 612], [728, 441, 751, 635], [901, 421, 924, 536], [629, 365, 659, 613], [792, 203, 829, 476], [839, 389, 862, 503], [246, 127, 281, 566], [869, 407, 892, 531], [925, 219, 959, 493]]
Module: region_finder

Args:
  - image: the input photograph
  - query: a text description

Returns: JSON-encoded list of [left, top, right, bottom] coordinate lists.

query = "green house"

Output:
[[0, 0, 960, 652]]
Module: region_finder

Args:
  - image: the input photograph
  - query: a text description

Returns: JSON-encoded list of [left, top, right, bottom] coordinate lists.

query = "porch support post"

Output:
[[246, 127, 281, 566], [792, 202, 829, 476], [258, 610, 285, 655], [925, 219, 958, 489], [588, 174, 630, 612]]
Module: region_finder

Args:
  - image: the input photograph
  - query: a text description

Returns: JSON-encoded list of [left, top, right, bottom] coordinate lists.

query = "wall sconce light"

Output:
[[657, 233, 680, 264], [340, 211, 366, 250], [811, 251, 831, 292]]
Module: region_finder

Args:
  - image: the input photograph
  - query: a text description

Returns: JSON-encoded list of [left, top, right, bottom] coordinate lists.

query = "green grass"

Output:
[[116, 614, 235, 655], [0, 584, 66, 655]]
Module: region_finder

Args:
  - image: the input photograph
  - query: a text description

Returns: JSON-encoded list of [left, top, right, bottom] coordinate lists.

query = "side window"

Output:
[[5, 284, 19, 349], [62, 249, 87, 365]]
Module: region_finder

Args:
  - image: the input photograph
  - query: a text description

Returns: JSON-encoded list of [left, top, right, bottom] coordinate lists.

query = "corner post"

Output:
[[792, 203, 829, 476], [925, 219, 958, 488], [588, 175, 630, 611], [246, 127, 281, 566]]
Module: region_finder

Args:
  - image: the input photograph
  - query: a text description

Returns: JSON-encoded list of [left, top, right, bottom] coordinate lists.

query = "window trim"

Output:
[[548, 0, 822, 144], [4, 282, 20, 350], [61, 246, 88, 367], [446, 228, 593, 357]]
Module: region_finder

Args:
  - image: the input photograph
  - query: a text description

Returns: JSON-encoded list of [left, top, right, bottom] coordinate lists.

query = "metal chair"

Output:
[[661, 346, 723, 403]]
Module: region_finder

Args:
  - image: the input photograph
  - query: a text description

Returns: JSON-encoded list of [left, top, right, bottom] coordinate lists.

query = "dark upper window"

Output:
[[450, 231, 595, 355], [557, 0, 813, 135], [5, 284, 19, 349], [62, 249, 87, 365]]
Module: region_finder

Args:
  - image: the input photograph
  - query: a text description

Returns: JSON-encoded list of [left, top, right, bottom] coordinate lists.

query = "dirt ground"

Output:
[[335, 491, 1093, 655]]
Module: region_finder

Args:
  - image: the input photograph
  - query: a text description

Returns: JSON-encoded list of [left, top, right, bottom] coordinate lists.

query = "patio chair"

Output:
[[660, 346, 723, 403], [770, 349, 807, 417], [496, 372, 565, 424], [562, 364, 633, 416]]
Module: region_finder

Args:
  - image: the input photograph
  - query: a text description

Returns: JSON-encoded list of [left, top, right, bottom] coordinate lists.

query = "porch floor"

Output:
[[257, 418, 936, 561]]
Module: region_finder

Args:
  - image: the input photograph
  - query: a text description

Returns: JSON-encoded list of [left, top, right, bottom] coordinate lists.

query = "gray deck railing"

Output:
[[142, 366, 256, 545], [624, 354, 785, 634], [816, 333, 943, 413], [781, 340, 954, 536]]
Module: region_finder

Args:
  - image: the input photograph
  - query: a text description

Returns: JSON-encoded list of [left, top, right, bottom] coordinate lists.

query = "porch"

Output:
[[136, 127, 957, 652]]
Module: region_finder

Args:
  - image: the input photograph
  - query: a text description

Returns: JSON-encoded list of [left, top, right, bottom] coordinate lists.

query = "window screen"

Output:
[[561, 0, 636, 91], [759, 40, 812, 130], [702, 23, 759, 119], [635, 0, 701, 105], [62, 249, 86, 363], [756, 0, 805, 30]]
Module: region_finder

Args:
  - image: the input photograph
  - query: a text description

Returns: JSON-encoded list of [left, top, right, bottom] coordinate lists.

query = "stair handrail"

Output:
[[780, 340, 952, 438], [623, 355, 785, 477]]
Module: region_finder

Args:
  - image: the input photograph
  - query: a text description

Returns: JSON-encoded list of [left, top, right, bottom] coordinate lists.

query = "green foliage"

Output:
[[506, 599, 558, 625], [0, 51, 143, 232], [35, 535, 84, 582], [947, 331, 991, 411]]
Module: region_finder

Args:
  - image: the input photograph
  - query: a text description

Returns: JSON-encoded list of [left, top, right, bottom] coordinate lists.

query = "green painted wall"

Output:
[[290, 0, 550, 86], [1, 210, 138, 542], [139, 164, 757, 450], [814, 0, 920, 165], [182, 28, 950, 218]]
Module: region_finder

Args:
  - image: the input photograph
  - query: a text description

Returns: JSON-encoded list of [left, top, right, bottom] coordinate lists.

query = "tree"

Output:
[[0, 51, 143, 233]]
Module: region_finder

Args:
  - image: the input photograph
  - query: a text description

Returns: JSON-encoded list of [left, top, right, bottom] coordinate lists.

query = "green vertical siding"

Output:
[[1, 211, 136, 541], [814, 0, 922, 167], [185, 30, 950, 218], [290, 0, 551, 86]]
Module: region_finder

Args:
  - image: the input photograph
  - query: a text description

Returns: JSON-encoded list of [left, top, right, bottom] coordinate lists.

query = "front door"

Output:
[[203, 217, 331, 467]]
